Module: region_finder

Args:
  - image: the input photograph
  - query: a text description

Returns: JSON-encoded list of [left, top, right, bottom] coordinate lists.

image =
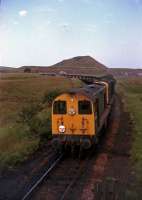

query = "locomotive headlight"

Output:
[[59, 125, 66, 133]]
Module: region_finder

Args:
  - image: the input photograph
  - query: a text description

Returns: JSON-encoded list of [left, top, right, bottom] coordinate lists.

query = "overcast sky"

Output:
[[0, 0, 142, 68]]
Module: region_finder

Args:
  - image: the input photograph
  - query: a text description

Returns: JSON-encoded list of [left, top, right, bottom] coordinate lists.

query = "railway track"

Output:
[[29, 148, 96, 200], [21, 118, 112, 200], [59, 158, 90, 200], [20, 147, 96, 200], [22, 153, 64, 200], [20, 98, 120, 200]]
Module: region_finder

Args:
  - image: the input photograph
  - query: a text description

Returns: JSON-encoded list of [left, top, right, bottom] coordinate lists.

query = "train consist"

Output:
[[52, 75, 116, 151]]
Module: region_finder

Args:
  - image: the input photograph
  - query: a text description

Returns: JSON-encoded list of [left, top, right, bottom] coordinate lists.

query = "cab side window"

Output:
[[78, 100, 92, 114], [53, 101, 67, 114]]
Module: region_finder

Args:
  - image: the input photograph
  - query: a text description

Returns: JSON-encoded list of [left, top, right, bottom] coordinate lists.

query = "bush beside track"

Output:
[[117, 77, 142, 191], [0, 73, 82, 167]]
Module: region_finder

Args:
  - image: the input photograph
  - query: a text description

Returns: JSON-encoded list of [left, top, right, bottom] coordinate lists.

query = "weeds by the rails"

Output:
[[0, 126, 39, 167], [0, 73, 82, 167], [117, 77, 142, 197]]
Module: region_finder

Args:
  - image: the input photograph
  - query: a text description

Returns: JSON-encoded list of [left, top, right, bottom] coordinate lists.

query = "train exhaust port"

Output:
[[81, 138, 92, 149]]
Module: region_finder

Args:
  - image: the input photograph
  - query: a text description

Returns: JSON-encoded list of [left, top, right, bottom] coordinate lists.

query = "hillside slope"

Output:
[[26, 56, 108, 76], [52, 56, 106, 69]]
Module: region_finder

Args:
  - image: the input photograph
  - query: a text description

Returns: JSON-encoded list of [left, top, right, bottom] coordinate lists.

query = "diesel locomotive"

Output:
[[52, 75, 116, 150]]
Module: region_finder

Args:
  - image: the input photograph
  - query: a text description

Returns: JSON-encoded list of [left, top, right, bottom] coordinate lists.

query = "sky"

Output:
[[0, 0, 142, 68]]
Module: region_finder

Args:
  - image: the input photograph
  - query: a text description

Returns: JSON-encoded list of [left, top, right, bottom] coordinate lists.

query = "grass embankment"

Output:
[[117, 77, 142, 185], [0, 73, 82, 167]]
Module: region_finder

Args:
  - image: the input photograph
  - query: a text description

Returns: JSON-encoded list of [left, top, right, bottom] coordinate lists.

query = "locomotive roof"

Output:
[[67, 84, 105, 101]]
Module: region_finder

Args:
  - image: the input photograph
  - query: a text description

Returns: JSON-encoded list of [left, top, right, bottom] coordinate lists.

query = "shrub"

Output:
[[27, 114, 51, 138], [18, 101, 52, 138], [0, 126, 39, 167], [17, 89, 59, 145], [18, 103, 42, 125]]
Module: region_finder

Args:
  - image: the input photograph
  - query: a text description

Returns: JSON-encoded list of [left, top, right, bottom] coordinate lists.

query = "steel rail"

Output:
[[22, 154, 64, 200], [59, 148, 95, 200], [59, 164, 82, 200]]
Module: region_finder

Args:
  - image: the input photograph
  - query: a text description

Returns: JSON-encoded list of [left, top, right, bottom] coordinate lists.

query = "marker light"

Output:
[[59, 125, 66, 133], [68, 108, 76, 116], [71, 97, 74, 102]]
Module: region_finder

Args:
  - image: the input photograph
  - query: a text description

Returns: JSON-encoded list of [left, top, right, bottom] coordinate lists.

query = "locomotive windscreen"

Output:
[[53, 101, 67, 114], [78, 100, 92, 114]]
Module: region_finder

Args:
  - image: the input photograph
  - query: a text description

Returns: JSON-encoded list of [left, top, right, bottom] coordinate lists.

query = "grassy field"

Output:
[[117, 77, 142, 188], [0, 73, 82, 167]]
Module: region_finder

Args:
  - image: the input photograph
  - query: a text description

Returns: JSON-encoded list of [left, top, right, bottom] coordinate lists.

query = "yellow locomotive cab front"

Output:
[[52, 93, 95, 140]]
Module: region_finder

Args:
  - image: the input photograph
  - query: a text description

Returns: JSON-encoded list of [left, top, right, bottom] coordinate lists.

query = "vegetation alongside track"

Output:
[[117, 77, 142, 187], [0, 73, 82, 167]]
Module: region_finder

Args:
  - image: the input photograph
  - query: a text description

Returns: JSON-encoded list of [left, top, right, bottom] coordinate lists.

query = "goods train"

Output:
[[52, 75, 116, 151]]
